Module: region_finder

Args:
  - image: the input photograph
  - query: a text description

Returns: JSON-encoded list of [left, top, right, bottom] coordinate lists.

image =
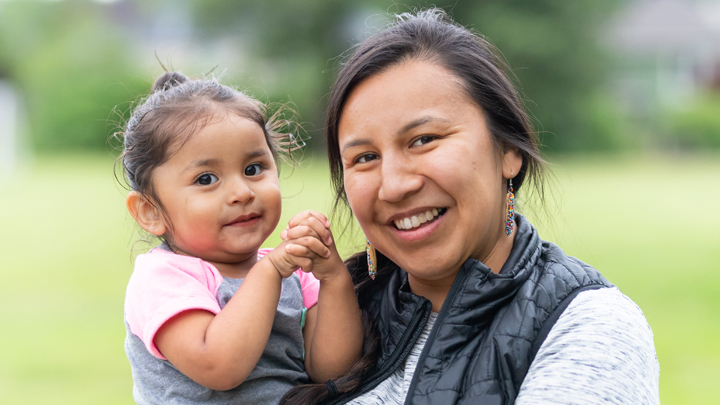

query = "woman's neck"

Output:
[[407, 274, 456, 313], [409, 222, 516, 312]]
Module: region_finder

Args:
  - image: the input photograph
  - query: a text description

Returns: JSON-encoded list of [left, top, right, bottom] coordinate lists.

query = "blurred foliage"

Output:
[[0, 0, 625, 152], [191, 0, 626, 152], [449, 0, 625, 152], [661, 93, 720, 149], [0, 1, 147, 151]]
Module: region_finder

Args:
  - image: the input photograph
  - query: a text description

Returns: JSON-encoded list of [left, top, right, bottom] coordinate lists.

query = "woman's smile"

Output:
[[388, 207, 447, 242]]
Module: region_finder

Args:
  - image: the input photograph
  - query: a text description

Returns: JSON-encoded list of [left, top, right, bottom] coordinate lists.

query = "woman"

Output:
[[283, 9, 659, 405]]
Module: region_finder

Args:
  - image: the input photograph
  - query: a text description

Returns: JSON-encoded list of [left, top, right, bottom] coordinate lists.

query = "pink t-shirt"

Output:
[[124, 247, 320, 360]]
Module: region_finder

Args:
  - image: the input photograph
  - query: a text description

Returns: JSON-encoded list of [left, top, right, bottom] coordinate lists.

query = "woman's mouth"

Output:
[[393, 208, 447, 231]]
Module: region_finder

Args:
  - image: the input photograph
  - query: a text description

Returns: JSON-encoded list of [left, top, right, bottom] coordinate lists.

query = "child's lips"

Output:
[[225, 213, 261, 227]]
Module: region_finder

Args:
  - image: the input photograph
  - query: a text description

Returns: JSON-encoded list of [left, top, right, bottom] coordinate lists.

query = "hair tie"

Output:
[[326, 379, 338, 397]]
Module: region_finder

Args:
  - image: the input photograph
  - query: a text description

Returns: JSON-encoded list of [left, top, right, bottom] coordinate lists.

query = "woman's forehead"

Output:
[[337, 61, 478, 144]]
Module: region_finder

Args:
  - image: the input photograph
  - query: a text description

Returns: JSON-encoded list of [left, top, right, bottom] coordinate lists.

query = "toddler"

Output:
[[120, 72, 362, 404]]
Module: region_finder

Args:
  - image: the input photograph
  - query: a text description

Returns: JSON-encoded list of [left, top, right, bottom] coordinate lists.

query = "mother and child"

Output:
[[120, 8, 659, 405]]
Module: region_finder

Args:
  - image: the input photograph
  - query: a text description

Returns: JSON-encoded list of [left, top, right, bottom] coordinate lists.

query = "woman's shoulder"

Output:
[[517, 287, 660, 404]]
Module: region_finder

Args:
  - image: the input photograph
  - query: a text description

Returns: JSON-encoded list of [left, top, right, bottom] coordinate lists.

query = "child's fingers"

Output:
[[286, 221, 333, 247], [280, 229, 288, 241], [283, 246, 314, 272], [285, 237, 331, 259], [291, 217, 333, 246], [288, 210, 331, 229]]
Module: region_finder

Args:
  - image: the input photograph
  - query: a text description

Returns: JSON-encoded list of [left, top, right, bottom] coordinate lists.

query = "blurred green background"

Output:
[[1, 0, 719, 404]]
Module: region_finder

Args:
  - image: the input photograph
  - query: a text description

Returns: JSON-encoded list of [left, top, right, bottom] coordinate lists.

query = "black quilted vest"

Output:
[[327, 215, 613, 405]]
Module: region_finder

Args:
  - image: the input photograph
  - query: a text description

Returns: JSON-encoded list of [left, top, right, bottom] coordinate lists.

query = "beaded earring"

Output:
[[505, 178, 515, 236], [366, 238, 377, 280]]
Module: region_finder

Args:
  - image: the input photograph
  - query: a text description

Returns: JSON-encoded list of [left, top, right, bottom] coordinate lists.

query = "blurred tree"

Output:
[[190, 0, 366, 146], [190, 0, 624, 153], [0, 0, 624, 153], [449, 0, 625, 151], [0, 1, 146, 151]]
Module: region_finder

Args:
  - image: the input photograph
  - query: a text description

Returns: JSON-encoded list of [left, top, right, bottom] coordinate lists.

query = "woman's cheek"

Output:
[[345, 172, 375, 222]]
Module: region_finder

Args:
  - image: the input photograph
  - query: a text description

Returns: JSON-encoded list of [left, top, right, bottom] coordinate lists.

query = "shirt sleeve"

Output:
[[257, 247, 320, 309], [515, 287, 660, 405], [294, 269, 320, 309], [124, 250, 225, 360]]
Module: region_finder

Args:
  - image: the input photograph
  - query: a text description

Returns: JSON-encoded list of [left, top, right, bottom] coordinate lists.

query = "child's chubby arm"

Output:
[[282, 211, 364, 383], [153, 240, 323, 391]]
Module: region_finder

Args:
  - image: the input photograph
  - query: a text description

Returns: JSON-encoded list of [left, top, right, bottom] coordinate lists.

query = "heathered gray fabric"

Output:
[[125, 274, 309, 405], [347, 288, 659, 405], [347, 313, 438, 405]]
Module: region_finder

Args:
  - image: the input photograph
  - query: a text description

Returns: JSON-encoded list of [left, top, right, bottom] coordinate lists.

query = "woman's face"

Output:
[[338, 60, 522, 282]]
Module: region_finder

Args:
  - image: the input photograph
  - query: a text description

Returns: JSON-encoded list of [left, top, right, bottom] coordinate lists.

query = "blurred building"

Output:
[[610, 0, 720, 114], [0, 80, 20, 174]]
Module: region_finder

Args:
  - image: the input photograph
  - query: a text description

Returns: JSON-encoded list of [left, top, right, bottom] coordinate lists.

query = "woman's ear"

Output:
[[502, 144, 523, 179], [126, 191, 167, 236]]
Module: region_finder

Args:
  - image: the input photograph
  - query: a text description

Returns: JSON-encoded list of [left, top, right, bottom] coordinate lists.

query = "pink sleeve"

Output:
[[294, 269, 320, 309], [257, 248, 319, 308], [124, 250, 225, 360]]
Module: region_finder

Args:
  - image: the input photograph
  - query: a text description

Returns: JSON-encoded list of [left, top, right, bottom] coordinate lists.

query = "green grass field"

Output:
[[0, 152, 718, 404]]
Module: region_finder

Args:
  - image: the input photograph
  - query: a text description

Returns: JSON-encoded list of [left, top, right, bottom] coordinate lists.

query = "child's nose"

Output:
[[227, 177, 255, 205]]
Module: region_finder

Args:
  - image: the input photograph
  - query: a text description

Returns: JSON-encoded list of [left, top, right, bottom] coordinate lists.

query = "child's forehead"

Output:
[[168, 114, 271, 164]]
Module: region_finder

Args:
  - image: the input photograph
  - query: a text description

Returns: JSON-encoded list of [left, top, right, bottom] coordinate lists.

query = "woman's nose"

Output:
[[227, 177, 255, 205], [378, 155, 423, 202]]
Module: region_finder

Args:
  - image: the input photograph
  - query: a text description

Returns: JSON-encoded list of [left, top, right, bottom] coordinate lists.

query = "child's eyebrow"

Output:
[[245, 149, 269, 159], [182, 158, 219, 173]]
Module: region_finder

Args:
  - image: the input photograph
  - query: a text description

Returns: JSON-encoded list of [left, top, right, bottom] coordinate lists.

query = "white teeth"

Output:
[[394, 208, 444, 230]]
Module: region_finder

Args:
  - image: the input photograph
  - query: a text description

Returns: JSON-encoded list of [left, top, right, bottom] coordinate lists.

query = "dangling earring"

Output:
[[505, 178, 515, 236], [366, 238, 377, 280]]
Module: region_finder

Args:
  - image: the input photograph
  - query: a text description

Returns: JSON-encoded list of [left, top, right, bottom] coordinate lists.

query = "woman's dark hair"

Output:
[[118, 71, 296, 244], [282, 8, 546, 404]]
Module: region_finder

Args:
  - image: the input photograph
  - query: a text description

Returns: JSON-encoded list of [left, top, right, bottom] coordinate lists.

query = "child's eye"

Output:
[[355, 153, 379, 164], [195, 173, 218, 185], [245, 163, 263, 176], [411, 135, 437, 147]]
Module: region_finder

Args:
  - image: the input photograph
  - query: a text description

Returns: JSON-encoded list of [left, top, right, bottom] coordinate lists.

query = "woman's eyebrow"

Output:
[[398, 116, 448, 135], [341, 139, 372, 154]]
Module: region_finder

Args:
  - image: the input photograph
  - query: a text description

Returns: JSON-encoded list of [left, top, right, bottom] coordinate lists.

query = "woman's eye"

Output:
[[245, 163, 263, 176], [411, 135, 436, 147], [355, 153, 379, 164], [196, 173, 218, 185]]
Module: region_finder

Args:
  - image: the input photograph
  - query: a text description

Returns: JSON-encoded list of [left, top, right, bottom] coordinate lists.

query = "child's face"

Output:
[[151, 114, 282, 264]]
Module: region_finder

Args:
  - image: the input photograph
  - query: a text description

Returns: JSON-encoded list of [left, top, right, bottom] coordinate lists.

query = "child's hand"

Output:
[[282, 211, 345, 281], [263, 240, 307, 279]]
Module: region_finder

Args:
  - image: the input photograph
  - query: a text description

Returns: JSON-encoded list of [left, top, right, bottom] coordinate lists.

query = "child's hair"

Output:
[[118, 71, 297, 242]]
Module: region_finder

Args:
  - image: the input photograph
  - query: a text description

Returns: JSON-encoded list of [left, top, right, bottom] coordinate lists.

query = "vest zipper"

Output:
[[402, 264, 471, 405], [326, 300, 432, 405]]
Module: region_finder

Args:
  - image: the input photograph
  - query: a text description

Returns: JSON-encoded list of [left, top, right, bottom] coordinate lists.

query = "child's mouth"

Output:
[[225, 213, 261, 227]]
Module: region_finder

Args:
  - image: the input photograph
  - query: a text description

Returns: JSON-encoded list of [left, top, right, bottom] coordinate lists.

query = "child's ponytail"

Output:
[[152, 71, 188, 93]]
